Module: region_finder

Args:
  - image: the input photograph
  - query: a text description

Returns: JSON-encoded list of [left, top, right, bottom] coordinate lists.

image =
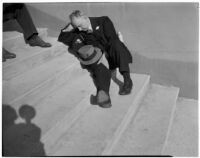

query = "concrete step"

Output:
[[111, 84, 179, 155], [32, 74, 94, 137], [3, 28, 48, 43], [38, 74, 96, 153], [161, 97, 198, 157], [48, 73, 150, 156], [3, 37, 68, 80], [3, 53, 85, 109]]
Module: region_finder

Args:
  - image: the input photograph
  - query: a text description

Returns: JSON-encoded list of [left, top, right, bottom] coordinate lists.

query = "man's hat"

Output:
[[77, 45, 102, 65]]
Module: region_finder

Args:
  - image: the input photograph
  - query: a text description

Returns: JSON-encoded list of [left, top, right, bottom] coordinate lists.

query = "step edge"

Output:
[[42, 89, 95, 151], [3, 28, 48, 42], [160, 87, 180, 155], [4, 52, 76, 102], [3, 43, 67, 81], [3, 37, 62, 70], [7, 62, 77, 105], [102, 75, 151, 155]]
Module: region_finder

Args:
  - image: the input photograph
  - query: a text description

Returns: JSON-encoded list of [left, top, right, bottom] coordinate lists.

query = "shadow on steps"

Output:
[[2, 104, 46, 157]]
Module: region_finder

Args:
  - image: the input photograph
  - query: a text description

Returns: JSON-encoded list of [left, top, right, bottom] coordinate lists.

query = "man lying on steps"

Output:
[[58, 10, 134, 108]]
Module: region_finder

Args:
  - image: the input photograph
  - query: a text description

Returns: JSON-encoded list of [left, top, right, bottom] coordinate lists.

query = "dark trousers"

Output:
[[82, 62, 111, 94], [3, 3, 38, 40], [106, 39, 132, 74]]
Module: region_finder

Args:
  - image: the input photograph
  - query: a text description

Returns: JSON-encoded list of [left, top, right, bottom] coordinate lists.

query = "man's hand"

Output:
[[62, 23, 74, 32]]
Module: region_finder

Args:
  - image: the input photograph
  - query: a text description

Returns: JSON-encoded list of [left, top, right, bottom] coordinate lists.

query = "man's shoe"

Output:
[[97, 90, 112, 108], [3, 49, 16, 62], [119, 78, 133, 95], [28, 35, 52, 48]]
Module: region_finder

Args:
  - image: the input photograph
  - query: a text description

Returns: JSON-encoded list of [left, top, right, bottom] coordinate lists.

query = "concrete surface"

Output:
[[112, 84, 179, 155], [3, 28, 47, 42], [162, 97, 198, 157], [32, 73, 94, 138], [24, 2, 198, 99], [3, 62, 86, 109], [48, 74, 150, 156], [3, 28, 48, 65], [3, 37, 67, 80], [3, 52, 76, 102]]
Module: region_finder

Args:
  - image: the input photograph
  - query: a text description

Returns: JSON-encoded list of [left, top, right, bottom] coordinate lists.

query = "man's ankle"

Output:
[[27, 33, 38, 41], [121, 71, 131, 81]]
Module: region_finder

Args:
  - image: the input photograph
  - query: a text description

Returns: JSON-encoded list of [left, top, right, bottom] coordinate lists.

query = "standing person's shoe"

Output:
[[28, 35, 52, 48], [3, 49, 16, 62]]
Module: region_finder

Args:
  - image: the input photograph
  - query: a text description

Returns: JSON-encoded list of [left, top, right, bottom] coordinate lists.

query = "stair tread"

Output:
[[3, 37, 68, 81], [3, 37, 60, 67], [3, 52, 77, 103], [112, 84, 179, 155], [32, 74, 94, 136], [3, 28, 47, 41], [162, 97, 198, 157], [50, 74, 150, 156]]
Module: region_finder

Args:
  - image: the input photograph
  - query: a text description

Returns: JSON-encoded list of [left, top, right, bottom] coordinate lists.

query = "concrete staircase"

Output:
[[2, 28, 198, 156]]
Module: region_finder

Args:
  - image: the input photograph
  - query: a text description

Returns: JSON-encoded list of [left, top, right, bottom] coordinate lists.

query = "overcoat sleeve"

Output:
[[58, 27, 78, 46], [58, 27, 86, 58]]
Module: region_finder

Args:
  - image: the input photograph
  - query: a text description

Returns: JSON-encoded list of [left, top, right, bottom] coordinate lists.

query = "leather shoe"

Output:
[[91, 90, 112, 108], [28, 35, 52, 48], [119, 78, 133, 95], [3, 49, 16, 62], [97, 90, 112, 108]]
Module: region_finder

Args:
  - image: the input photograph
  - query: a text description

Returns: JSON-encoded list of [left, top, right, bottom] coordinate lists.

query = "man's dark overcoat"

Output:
[[58, 16, 132, 72]]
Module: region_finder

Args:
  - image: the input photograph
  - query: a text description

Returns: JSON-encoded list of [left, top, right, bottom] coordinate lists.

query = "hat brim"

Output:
[[78, 47, 103, 65]]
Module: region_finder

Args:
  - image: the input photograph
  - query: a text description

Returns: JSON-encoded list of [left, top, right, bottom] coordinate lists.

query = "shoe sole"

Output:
[[119, 88, 132, 95]]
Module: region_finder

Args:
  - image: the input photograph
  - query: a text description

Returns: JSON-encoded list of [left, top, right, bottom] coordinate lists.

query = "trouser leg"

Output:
[[14, 4, 38, 40], [107, 39, 132, 73], [82, 63, 111, 94]]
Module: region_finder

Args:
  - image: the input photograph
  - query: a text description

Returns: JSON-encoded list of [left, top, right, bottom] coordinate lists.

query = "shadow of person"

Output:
[[2, 104, 46, 156], [2, 104, 18, 132]]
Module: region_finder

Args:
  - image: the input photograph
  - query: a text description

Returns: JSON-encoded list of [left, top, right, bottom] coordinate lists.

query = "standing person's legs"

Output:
[[12, 3, 51, 47], [14, 3, 38, 40]]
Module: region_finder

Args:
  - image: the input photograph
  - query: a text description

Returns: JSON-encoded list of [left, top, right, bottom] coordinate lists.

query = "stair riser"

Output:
[[102, 76, 150, 155], [3, 44, 67, 80], [3, 63, 86, 110]]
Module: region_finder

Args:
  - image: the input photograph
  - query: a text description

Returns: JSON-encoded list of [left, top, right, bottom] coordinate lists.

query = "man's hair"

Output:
[[69, 10, 83, 21]]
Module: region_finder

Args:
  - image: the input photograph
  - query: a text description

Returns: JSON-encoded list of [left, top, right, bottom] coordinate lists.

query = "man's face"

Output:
[[72, 16, 89, 31]]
